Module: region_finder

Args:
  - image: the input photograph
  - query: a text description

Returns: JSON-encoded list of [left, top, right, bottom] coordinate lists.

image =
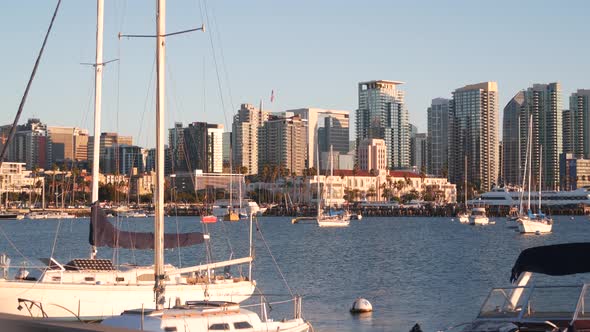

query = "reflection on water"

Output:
[[0, 215, 589, 331]]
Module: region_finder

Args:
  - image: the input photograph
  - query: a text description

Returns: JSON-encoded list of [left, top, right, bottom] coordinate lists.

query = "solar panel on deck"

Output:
[[65, 259, 114, 271]]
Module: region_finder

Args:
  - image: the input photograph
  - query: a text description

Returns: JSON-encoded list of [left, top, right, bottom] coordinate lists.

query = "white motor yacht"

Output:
[[469, 207, 489, 225]]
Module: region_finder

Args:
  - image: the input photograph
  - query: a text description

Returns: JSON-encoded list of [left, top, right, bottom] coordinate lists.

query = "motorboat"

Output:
[[469, 207, 489, 225], [443, 243, 590, 332], [457, 211, 470, 224]]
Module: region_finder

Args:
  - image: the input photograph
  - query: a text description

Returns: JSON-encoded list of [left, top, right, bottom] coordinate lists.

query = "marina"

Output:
[[1, 215, 590, 331]]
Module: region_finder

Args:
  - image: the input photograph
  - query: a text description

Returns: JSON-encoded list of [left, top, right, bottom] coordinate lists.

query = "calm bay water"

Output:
[[1, 215, 590, 331]]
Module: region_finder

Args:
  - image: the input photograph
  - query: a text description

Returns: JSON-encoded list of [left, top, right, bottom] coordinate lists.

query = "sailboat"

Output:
[[0, 1, 254, 321], [517, 120, 552, 234], [457, 156, 470, 224], [102, 1, 310, 331], [316, 145, 350, 227]]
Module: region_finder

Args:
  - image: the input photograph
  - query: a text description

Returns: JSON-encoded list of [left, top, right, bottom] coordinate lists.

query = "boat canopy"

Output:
[[89, 204, 205, 249], [510, 243, 590, 283]]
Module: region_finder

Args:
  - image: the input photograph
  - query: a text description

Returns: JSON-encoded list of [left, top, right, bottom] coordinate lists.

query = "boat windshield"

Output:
[[477, 285, 585, 324]]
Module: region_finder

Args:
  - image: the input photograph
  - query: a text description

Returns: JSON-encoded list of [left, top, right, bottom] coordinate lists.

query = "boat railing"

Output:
[[476, 284, 586, 325], [240, 294, 304, 321]]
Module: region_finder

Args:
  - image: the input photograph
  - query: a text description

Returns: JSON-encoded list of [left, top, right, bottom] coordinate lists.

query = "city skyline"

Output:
[[2, 1, 590, 148]]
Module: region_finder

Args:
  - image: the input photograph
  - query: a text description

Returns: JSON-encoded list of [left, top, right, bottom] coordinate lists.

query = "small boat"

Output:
[[445, 243, 590, 332], [350, 213, 363, 221], [469, 207, 489, 225], [0, 212, 23, 220], [201, 215, 217, 223], [457, 211, 470, 224]]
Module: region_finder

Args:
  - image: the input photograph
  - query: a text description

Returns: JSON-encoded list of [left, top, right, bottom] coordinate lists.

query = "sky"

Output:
[[1, 0, 589, 149]]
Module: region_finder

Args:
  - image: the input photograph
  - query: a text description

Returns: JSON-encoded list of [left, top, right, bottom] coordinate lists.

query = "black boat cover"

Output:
[[89, 204, 205, 249], [510, 243, 590, 283]]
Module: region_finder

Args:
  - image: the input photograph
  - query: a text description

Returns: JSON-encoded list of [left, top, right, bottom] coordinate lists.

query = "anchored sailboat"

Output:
[[102, 1, 310, 330], [0, 1, 254, 320]]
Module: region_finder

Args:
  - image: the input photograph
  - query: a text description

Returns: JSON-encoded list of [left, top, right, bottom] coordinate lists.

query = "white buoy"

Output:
[[350, 298, 372, 313]]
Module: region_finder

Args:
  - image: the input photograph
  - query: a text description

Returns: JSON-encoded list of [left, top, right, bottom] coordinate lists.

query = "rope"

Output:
[[254, 216, 294, 297], [0, 224, 40, 271], [49, 219, 62, 265]]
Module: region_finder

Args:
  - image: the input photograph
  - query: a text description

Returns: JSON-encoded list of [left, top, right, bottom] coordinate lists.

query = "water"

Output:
[[0, 215, 589, 331]]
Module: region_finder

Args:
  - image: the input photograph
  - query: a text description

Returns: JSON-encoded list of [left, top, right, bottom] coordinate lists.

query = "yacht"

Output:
[[469, 187, 590, 208]]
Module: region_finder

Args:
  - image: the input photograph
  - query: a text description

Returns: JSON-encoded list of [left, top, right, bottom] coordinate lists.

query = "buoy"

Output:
[[350, 298, 372, 313]]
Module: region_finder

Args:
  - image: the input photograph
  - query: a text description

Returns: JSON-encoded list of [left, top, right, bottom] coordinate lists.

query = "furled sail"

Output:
[[89, 204, 205, 249], [510, 243, 590, 282]]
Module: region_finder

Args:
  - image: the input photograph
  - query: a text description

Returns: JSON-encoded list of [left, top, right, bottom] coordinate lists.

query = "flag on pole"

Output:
[[270, 89, 275, 103]]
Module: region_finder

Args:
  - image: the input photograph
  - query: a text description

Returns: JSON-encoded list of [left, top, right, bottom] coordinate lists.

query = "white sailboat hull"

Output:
[[0, 278, 255, 320], [517, 217, 552, 234], [317, 215, 350, 227]]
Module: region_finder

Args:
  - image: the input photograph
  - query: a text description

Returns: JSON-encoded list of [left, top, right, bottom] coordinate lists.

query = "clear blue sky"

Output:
[[1, 0, 589, 148]]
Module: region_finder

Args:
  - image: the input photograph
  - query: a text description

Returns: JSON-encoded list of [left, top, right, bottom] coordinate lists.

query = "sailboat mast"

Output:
[[90, 0, 104, 259], [539, 145, 542, 211], [527, 115, 532, 211], [464, 155, 467, 206], [154, 0, 167, 310], [316, 129, 320, 219]]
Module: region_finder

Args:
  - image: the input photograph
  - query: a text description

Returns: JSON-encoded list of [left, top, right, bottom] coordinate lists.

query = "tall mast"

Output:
[[154, 0, 167, 310], [90, 0, 104, 259], [464, 155, 467, 207], [527, 115, 532, 211], [316, 129, 320, 219], [539, 145, 542, 211]]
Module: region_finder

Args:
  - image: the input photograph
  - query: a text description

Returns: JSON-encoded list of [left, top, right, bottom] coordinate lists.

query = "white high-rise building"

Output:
[[208, 125, 224, 173], [232, 104, 269, 175], [356, 80, 409, 169]]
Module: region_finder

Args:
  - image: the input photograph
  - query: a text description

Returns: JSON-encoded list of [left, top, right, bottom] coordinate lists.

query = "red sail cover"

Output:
[[89, 204, 205, 249], [201, 215, 217, 223]]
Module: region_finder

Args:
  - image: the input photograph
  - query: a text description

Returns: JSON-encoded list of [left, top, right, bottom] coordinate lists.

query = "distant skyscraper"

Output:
[[449, 82, 499, 192], [356, 80, 409, 169], [427, 98, 450, 177], [47, 126, 89, 163], [8, 119, 51, 170], [232, 103, 269, 175], [222, 132, 232, 172], [182, 122, 224, 174], [523, 83, 563, 191], [411, 133, 428, 172], [258, 114, 307, 175], [289, 108, 349, 170], [564, 89, 590, 159], [104, 144, 143, 175], [88, 132, 132, 174], [502, 91, 525, 186], [168, 122, 186, 174]]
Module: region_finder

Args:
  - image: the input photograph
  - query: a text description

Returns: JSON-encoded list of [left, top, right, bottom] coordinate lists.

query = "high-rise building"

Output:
[[9, 119, 51, 170], [47, 126, 89, 163], [232, 103, 269, 175], [289, 108, 349, 170], [357, 138, 387, 171], [502, 91, 525, 186], [564, 89, 590, 159], [222, 131, 232, 172], [88, 132, 132, 173], [427, 98, 450, 177], [182, 122, 224, 174], [522, 83, 563, 191], [258, 114, 307, 175], [411, 133, 428, 172], [168, 122, 187, 174], [449, 82, 499, 192], [104, 144, 144, 175], [356, 80, 409, 169]]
